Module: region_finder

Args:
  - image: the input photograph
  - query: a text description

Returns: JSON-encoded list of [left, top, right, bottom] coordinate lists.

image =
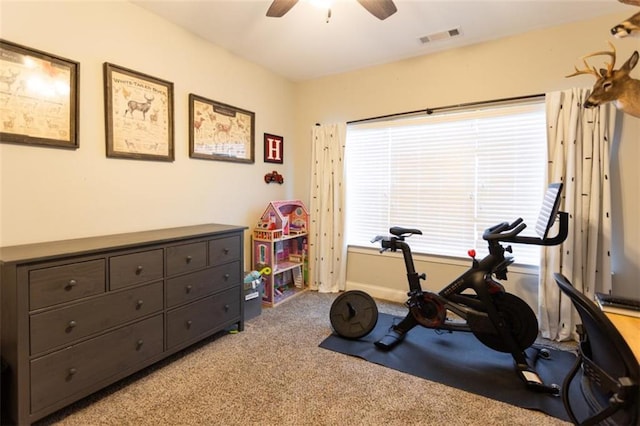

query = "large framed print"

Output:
[[104, 62, 174, 161], [0, 39, 79, 149], [189, 93, 255, 163]]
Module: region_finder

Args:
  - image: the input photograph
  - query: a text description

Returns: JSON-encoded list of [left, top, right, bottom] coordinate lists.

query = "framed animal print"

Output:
[[104, 62, 174, 161], [188, 93, 255, 163], [0, 39, 79, 149]]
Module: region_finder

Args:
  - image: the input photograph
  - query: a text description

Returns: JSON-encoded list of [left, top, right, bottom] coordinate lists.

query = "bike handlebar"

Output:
[[482, 218, 526, 241], [377, 210, 568, 250], [483, 211, 569, 246]]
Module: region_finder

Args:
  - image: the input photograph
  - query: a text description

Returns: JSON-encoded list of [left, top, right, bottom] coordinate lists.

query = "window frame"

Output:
[[344, 98, 548, 267]]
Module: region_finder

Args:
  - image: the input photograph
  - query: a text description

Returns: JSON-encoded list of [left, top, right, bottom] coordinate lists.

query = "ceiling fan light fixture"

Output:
[[267, 0, 396, 20]]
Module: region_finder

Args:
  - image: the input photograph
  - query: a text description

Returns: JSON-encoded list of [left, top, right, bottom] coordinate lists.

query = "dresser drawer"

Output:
[[30, 314, 163, 413], [29, 259, 106, 310], [166, 261, 241, 308], [109, 249, 163, 290], [209, 235, 241, 266], [166, 241, 207, 276], [30, 281, 163, 355], [166, 287, 240, 349]]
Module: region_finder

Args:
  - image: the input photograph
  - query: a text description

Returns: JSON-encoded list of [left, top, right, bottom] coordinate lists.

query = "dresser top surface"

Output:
[[0, 223, 246, 264]]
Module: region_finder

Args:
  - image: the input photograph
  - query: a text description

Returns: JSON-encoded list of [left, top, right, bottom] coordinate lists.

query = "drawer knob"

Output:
[[224, 273, 230, 280], [68, 367, 77, 376], [186, 255, 192, 264], [224, 304, 230, 312], [65, 279, 77, 290], [136, 265, 143, 275], [136, 339, 144, 350], [186, 320, 193, 328], [67, 320, 77, 330], [186, 284, 193, 293], [136, 300, 144, 309], [223, 248, 230, 254]]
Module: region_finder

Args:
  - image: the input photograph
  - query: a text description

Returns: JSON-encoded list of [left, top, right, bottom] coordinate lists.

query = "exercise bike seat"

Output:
[[390, 227, 422, 237]]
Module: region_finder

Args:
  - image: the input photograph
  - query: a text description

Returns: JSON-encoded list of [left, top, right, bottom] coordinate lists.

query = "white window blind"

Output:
[[345, 100, 547, 265]]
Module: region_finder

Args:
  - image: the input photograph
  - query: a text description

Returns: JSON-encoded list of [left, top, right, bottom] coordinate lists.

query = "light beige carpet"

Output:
[[37, 291, 571, 426]]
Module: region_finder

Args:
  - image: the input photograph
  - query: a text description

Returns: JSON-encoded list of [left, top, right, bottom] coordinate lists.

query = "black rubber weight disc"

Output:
[[330, 290, 378, 339]]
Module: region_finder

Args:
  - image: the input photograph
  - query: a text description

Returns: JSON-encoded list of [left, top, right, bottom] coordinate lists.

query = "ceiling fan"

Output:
[[266, 0, 397, 20]]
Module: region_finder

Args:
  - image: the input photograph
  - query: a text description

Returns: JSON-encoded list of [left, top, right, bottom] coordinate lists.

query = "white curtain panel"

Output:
[[309, 123, 347, 293], [539, 88, 616, 341]]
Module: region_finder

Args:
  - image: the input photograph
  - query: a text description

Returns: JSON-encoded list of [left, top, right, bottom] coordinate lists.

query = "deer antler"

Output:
[[583, 41, 617, 77], [566, 58, 601, 78], [566, 41, 617, 79]]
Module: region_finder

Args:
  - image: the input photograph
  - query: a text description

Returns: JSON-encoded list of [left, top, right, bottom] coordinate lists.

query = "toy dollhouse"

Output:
[[252, 200, 309, 306]]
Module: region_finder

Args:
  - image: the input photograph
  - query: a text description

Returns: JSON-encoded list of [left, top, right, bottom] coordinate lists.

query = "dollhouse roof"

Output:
[[271, 200, 308, 215], [259, 200, 308, 228]]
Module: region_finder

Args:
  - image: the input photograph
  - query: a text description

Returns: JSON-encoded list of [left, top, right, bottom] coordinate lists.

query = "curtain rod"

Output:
[[346, 93, 544, 125]]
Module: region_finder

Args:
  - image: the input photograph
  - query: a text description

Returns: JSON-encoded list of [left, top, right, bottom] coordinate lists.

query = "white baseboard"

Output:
[[345, 281, 408, 304]]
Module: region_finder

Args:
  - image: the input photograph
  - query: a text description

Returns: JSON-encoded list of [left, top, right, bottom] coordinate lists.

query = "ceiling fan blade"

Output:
[[357, 0, 397, 20], [266, 0, 299, 17]]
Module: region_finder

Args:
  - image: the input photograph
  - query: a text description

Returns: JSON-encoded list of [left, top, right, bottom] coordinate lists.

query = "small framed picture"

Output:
[[264, 133, 283, 164], [104, 62, 174, 161], [0, 39, 79, 149], [189, 93, 255, 163]]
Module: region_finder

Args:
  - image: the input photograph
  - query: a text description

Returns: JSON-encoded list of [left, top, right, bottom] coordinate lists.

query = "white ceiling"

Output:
[[132, 0, 634, 81]]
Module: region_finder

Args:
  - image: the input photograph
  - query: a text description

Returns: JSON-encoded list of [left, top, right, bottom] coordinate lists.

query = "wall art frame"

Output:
[[0, 39, 79, 149], [104, 62, 174, 161], [263, 133, 284, 164], [189, 93, 255, 163]]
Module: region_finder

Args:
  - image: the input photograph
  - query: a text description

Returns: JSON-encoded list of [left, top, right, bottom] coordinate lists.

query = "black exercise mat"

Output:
[[320, 313, 580, 422]]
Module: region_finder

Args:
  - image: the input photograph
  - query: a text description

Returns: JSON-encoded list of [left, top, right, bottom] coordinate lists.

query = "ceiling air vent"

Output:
[[419, 27, 461, 44]]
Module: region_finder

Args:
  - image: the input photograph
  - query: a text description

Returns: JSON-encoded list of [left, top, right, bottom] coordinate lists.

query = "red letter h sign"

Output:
[[264, 134, 283, 164]]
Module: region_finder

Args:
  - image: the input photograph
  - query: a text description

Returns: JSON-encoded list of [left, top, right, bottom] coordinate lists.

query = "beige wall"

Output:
[[293, 12, 640, 301], [0, 1, 300, 269], [1, 4, 638, 303]]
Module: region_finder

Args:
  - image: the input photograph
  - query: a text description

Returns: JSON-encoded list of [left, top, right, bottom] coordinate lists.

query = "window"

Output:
[[345, 100, 547, 265]]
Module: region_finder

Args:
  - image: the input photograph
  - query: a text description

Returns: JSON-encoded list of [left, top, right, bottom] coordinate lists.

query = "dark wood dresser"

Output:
[[0, 224, 245, 425]]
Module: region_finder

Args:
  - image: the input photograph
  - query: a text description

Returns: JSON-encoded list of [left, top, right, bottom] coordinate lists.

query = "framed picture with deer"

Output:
[[0, 39, 79, 149], [103, 62, 174, 161], [188, 93, 255, 163]]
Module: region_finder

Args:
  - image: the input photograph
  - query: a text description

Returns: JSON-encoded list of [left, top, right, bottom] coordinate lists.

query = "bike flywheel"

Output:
[[410, 292, 446, 328], [471, 292, 539, 353]]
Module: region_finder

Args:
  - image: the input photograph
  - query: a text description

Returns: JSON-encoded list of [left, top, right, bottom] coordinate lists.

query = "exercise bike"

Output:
[[330, 183, 569, 394]]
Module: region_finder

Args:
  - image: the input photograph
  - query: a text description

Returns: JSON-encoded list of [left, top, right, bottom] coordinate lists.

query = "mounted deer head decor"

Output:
[[611, 10, 640, 38], [566, 42, 640, 118], [612, 0, 640, 38]]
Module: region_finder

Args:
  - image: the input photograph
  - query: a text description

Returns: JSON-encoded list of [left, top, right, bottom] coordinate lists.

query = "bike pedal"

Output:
[[374, 330, 406, 351]]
